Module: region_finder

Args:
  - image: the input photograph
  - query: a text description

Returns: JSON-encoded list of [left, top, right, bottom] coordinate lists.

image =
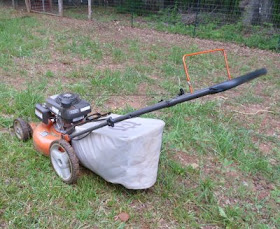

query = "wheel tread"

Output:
[[50, 139, 79, 184], [13, 118, 32, 141]]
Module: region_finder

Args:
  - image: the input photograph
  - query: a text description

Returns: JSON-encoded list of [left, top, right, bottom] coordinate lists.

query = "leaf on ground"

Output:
[[115, 212, 130, 222], [190, 163, 199, 169]]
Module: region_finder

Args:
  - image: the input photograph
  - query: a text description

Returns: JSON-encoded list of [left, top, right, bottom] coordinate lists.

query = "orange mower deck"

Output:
[[30, 122, 65, 156]]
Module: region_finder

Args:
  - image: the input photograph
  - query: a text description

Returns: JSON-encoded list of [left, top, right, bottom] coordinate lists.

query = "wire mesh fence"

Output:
[[0, 0, 61, 14], [61, 0, 280, 51], [0, 0, 25, 8], [30, 0, 54, 13], [29, 0, 62, 15], [3, 0, 280, 50], [116, 0, 280, 27]]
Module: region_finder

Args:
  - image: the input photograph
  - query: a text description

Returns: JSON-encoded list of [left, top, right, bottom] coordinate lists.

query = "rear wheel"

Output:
[[50, 139, 79, 184], [13, 118, 32, 141]]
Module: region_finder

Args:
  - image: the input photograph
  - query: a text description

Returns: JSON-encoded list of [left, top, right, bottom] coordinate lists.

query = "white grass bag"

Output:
[[72, 114, 165, 189]]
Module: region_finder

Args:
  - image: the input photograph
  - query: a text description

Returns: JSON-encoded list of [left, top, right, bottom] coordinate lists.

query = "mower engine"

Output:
[[35, 93, 91, 134]]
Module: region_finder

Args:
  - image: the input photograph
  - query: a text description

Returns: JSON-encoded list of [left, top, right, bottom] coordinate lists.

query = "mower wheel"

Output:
[[50, 139, 79, 184], [13, 118, 32, 141]]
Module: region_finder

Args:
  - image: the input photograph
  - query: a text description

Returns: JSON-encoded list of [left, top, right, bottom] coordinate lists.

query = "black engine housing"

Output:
[[35, 93, 91, 125]]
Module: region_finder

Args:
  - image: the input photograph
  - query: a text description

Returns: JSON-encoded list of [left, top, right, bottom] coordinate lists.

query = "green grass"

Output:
[[143, 14, 279, 51], [0, 16, 47, 70], [190, 22, 280, 51], [90, 67, 150, 94], [62, 36, 103, 61], [0, 6, 279, 228]]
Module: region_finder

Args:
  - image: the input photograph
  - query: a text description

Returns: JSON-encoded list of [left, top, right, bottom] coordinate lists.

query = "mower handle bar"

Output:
[[69, 68, 267, 140]]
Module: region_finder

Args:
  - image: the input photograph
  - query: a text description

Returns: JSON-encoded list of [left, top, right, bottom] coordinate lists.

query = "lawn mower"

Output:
[[13, 67, 267, 189]]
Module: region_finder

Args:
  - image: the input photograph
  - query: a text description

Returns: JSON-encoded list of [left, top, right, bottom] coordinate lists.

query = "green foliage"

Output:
[[45, 70, 55, 78], [198, 177, 215, 203], [273, 0, 280, 25], [149, 19, 279, 51], [158, 4, 182, 25], [196, 22, 279, 50], [117, 0, 145, 14], [169, 160, 186, 176]]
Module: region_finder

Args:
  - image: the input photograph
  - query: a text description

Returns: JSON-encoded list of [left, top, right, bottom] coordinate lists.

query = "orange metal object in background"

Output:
[[182, 49, 232, 93], [31, 122, 64, 156]]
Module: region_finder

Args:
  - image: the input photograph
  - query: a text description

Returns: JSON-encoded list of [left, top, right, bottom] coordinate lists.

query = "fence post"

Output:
[[129, 0, 134, 27], [131, 12, 134, 27], [193, 0, 200, 37], [88, 0, 92, 20], [58, 0, 63, 17], [49, 0, 53, 12], [25, 0, 31, 12], [12, 0, 16, 9]]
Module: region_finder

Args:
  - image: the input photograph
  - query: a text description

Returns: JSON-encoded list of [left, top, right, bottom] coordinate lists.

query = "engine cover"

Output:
[[45, 93, 91, 123]]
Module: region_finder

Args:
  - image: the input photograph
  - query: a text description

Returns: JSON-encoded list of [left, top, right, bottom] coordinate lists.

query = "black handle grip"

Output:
[[209, 68, 267, 94]]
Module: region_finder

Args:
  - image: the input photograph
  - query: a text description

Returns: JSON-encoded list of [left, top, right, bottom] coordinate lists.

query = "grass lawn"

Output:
[[0, 6, 279, 228]]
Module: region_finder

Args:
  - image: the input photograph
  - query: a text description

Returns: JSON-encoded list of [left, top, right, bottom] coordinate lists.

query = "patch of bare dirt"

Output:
[[228, 104, 274, 116], [129, 197, 178, 228], [95, 63, 126, 71], [103, 81, 163, 111], [34, 61, 70, 76], [0, 75, 28, 90], [258, 142, 272, 155], [226, 103, 280, 139], [105, 95, 148, 110], [173, 150, 199, 166], [259, 115, 280, 138]]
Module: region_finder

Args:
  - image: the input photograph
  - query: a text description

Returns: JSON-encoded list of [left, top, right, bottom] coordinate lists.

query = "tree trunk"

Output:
[[240, 0, 261, 26], [259, 0, 273, 24]]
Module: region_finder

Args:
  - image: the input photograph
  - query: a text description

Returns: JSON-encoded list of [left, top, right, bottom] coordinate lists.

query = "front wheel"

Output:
[[50, 139, 79, 184]]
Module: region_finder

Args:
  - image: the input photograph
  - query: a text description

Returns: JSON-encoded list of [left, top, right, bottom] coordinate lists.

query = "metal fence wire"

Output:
[[117, 0, 280, 29], [89, 1, 280, 50], [3, 0, 280, 50], [30, 0, 53, 12], [29, 0, 62, 15], [63, 0, 280, 50], [0, 0, 26, 8]]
